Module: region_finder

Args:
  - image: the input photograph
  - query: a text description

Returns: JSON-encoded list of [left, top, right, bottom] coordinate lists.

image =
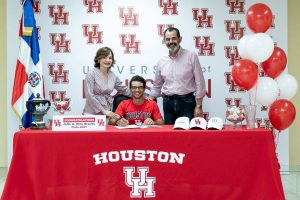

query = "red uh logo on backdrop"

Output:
[[157, 24, 174, 37], [224, 72, 245, 93], [83, 0, 103, 13], [224, 46, 240, 66], [82, 24, 103, 44], [225, 0, 245, 14], [194, 36, 215, 56], [120, 34, 141, 54], [157, 24, 174, 43], [36, 26, 41, 40], [48, 63, 69, 84], [225, 20, 245, 40], [119, 7, 139, 26], [49, 91, 71, 114], [257, 119, 273, 131], [50, 33, 71, 53], [202, 112, 209, 122], [48, 5, 69, 25], [192, 8, 213, 28], [124, 167, 156, 198], [225, 98, 242, 107], [158, 0, 178, 15], [33, 0, 41, 13]]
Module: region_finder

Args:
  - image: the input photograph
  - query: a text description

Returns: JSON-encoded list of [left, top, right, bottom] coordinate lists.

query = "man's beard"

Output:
[[167, 43, 180, 52]]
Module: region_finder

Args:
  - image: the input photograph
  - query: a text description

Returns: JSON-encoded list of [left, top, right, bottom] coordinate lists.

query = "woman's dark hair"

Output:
[[129, 75, 146, 89], [94, 47, 116, 69], [163, 27, 181, 39]]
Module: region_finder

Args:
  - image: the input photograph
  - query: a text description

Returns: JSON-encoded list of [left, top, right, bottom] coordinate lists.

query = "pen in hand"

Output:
[[116, 116, 129, 126]]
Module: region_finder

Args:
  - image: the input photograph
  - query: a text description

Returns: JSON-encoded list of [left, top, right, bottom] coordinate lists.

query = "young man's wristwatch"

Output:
[[115, 117, 122, 125], [196, 104, 202, 109]]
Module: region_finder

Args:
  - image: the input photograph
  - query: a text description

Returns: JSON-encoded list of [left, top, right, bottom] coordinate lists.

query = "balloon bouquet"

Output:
[[232, 3, 297, 132]]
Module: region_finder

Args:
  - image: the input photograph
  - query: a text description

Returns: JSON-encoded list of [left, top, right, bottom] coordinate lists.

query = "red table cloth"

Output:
[[1, 125, 285, 200]]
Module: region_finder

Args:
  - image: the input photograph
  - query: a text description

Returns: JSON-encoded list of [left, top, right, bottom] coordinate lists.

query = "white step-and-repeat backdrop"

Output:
[[7, 0, 288, 165]]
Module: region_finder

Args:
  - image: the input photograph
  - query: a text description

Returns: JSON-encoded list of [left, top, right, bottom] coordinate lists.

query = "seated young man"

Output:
[[111, 75, 164, 126]]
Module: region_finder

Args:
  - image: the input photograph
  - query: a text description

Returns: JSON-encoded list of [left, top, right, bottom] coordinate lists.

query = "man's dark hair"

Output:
[[129, 75, 146, 89], [163, 27, 181, 38]]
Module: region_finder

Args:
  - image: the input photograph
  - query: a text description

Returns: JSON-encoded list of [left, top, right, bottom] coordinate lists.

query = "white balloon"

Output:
[[275, 73, 298, 100], [256, 77, 279, 106], [237, 34, 252, 59], [246, 33, 274, 63]]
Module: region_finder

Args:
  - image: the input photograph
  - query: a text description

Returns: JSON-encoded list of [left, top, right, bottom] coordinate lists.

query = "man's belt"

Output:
[[162, 92, 194, 99]]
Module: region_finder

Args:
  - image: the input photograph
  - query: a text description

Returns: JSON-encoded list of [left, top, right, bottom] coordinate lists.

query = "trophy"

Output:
[[26, 93, 51, 129]]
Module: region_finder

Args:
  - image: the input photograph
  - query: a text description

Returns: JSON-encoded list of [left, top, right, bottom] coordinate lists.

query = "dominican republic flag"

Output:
[[11, 0, 44, 128]]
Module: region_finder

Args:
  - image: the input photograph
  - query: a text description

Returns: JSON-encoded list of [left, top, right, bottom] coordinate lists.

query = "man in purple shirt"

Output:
[[150, 27, 206, 124]]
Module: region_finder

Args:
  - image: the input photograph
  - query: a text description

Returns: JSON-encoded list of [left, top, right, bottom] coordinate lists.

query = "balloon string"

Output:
[[249, 64, 261, 106], [248, 82, 257, 106], [273, 129, 281, 170], [274, 129, 280, 150], [254, 84, 257, 105]]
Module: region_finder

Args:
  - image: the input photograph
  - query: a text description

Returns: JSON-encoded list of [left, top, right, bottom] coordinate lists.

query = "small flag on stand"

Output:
[[11, 0, 44, 128]]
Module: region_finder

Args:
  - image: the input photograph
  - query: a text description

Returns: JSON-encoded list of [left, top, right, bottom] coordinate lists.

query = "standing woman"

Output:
[[84, 47, 130, 120]]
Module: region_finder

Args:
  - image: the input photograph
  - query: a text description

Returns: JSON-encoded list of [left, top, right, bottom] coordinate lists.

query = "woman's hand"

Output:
[[103, 110, 120, 120], [145, 96, 153, 101]]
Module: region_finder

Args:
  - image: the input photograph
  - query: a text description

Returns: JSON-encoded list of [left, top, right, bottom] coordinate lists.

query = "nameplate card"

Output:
[[52, 115, 106, 131]]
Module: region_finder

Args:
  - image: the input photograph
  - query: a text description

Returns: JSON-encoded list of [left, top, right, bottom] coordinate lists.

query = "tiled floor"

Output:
[[0, 167, 299, 199], [0, 167, 8, 197], [281, 172, 300, 200]]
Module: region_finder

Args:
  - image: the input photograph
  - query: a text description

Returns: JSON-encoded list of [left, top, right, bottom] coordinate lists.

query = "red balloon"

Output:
[[232, 59, 258, 90], [268, 99, 296, 131], [261, 47, 287, 78], [246, 3, 273, 33]]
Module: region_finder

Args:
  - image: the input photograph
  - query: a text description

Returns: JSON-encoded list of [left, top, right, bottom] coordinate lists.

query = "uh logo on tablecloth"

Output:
[[93, 150, 186, 198], [124, 166, 156, 198]]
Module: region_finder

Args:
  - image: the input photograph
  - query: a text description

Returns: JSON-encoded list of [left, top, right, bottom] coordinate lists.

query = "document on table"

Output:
[[114, 125, 161, 129]]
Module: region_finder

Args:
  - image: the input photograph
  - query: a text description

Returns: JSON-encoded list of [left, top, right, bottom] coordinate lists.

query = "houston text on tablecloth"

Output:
[[93, 150, 185, 165]]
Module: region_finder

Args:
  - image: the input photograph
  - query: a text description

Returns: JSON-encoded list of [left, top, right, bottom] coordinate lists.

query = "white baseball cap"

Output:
[[190, 117, 207, 130], [174, 117, 190, 130], [207, 117, 224, 130]]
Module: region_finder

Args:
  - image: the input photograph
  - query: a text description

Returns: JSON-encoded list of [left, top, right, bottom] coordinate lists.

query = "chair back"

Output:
[[112, 94, 131, 112]]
